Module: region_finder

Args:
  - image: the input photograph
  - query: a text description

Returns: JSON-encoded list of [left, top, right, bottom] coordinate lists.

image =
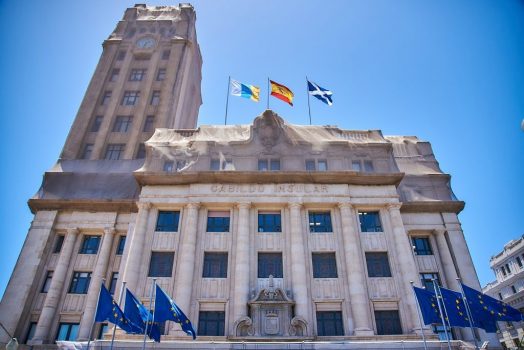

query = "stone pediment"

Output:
[[249, 287, 294, 304]]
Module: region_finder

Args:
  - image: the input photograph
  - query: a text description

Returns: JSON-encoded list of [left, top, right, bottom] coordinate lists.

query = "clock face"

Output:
[[136, 37, 156, 49]]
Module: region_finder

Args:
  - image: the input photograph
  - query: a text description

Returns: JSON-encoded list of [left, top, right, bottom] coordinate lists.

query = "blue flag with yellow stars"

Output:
[[94, 284, 136, 333], [439, 287, 471, 327], [462, 283, 522, 322], [413, 286, 441, 325], [154, 285, 196, 339], [124, 289, 162, 342]]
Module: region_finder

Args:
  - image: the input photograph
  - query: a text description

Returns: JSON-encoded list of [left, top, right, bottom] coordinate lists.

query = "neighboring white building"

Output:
[[483, 236, 524, 349], [0, 4, 499, 349]]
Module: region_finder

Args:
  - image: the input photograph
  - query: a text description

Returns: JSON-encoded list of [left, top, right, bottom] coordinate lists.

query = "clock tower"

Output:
[[60, 3, 202, 161]]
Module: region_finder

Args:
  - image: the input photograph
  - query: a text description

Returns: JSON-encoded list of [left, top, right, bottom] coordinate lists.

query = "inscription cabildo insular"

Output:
[[210, 184, 329, 194]]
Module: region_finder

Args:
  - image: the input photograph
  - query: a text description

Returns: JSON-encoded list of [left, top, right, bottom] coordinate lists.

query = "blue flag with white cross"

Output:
[[307, 80, 333, 106]]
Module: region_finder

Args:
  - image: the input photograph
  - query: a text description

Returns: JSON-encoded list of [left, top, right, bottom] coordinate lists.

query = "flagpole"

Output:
[[435, 283, 454, 346], [433, 279, 452, 350], [224, 76, 230, 125], [306, 76, 312, 125], [142, 278, 156, 350], [110, 281, 126, 350], [86, 279, 105, 350], [267, 78, 270, 110], [456, 278, 480, 350], [410, 281, 428, 350]]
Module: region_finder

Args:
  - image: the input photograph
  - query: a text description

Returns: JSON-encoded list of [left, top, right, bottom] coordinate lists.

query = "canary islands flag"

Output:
[[230, 79, 260, 102], [270, 80, 294, 106]]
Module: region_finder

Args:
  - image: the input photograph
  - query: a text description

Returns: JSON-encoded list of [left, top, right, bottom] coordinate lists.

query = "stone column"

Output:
[[433, 230, 459, 289], [122, 202, 151, 292], [386, 204, 420, 333], [232, 202, 251, 324], [338, 203, 374, 336], [288, 203, 311, 334], [77, 227, 115, 340], [173, 203, 200, 315], [31, 227, 79, 344]]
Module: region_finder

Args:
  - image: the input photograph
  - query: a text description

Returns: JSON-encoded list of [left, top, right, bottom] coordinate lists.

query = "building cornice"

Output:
[[133, 171, 405, 187], [28, 199, 138, 214], [400, 200, 465, 214]]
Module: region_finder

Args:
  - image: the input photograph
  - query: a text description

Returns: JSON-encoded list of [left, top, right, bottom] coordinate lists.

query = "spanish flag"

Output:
[[270, 80, 294, 106]]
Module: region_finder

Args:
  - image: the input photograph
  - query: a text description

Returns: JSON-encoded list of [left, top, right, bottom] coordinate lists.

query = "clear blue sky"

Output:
[[0, 0, 523, 298]]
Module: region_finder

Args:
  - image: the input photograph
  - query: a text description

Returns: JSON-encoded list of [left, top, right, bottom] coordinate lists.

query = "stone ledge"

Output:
[[28, 199, 138, 214], [400, 201, 465, 214]]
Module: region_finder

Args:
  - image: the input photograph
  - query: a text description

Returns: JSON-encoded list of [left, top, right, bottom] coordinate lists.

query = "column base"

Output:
[[353, 328, 374, 336], [412, 326, 433, 336]]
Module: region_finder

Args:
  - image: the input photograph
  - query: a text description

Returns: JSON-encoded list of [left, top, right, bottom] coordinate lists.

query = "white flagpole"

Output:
[[456, 278, 480, 350], [86, 280, 105, 350], [224, 76, 231, 125], [142, 278, 157, 350], [306, 76, 312, 125], [110, 281, 126, 350], [432, 279, 452, 350], [410, 281, 428, 350]]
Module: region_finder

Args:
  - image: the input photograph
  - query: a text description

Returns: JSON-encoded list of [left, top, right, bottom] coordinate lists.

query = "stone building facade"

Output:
[[483, 236, 524, 349], [0, 3, 497, 349]]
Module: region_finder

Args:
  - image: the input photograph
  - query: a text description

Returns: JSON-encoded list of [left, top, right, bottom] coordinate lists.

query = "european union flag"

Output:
[[462, 283, 522, 322], [124, 289, 162, 342], [154, 285, 196, 339], [439, 287, 470, 328], [94, 284, 135, 333], [413, 286, 441, 325]]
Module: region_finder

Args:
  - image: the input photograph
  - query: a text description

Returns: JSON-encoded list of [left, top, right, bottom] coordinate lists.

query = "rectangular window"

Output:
[[112, 116, 133, 132], [258, 252, 283, 278], [150, 90, 161, 105], [54, 235, 65, 253], [109, 272, 118, 295], [364, 160, 374, 172], [129, 68, 146, 81], [210, 159, 220, 171], [41, 271, 53, 293], [69, 272, 91, 294], [498, 293, 503, 300], [81, 144, 94, 160], [143, 115, 155, 132], [351, 160, 361, 171], [211, 158, 233, 171], [117, 50, 126, 61], [80, 235, 101, 254], [375, 310, 402, 335], [352, 160, 374, 172], [312, 253, 338, 278], [176, 160, 187, 171], [365, 252, 392, 277], [206, 211, 230, 232], [136, 143, 146, 159], [97, 323, 109, 340], [517, 256, 523, 268], [163, 160, 174, 172], [121, 91, 140, 106], [116, 236, 126, 255], [420, 272, 440, 291], [104, 144, 125, 160], [148, 252, 175, 277], [156, 68, 166, 81], [258, 211, 281, 232], [358, 211, 383, 232], [26, 322, 37, 342], [501, 266, 507, 276], [109, 69, 120, 82], [511, 285, 517, 294], [506, 264, 511, 274], [198, 311, 225, 336], [56, 323, 79, 341], [305, 159, 316, 171], [202, 252, 228, 278], [258, 159, 280, 171], [318, 159, 328, 171], [90, 116, 103, 132], [412, 237, 433, 255], [101, 91, 112, 105], [316, 311, 344, 336], [162, 50, 170, 60], [309, 212, 333, 233], [156, 211, 180, 232]]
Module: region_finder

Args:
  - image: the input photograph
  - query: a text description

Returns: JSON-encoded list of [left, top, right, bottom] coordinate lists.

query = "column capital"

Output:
[[386, 203, 402, 211], [67, 227, 79, 236], [433, 229, 447, 236], [288, 202, 302, 210], [236, 202, 251, 210], [103, 227, 116, 236], [137, 202, 152, 211], [186, 202, 201, 210], [337, 202, 354, 210]]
